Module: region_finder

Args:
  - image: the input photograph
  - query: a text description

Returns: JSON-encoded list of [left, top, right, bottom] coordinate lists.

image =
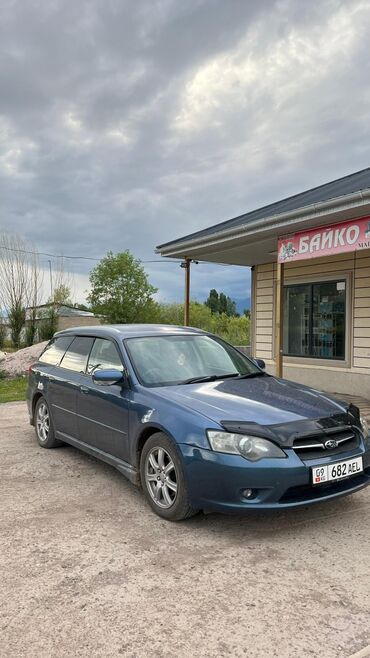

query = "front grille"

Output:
[[292, 428, 359, 460], [279, 469, 370, 504]]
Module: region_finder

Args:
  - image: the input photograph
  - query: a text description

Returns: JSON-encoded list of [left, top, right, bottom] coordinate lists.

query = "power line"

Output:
[[0, 245, 237, 267], [0, 245, 180, 264]]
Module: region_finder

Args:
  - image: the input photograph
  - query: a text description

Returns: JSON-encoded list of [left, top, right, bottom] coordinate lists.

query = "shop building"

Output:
[[157, 168, 370, 397]]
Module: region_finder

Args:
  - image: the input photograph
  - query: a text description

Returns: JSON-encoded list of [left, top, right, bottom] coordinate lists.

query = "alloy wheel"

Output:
[[145, 446, 178, 509], [36, 402, 50, 443]]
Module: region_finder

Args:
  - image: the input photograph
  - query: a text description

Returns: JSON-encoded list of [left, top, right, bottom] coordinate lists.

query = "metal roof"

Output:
[[28, 304, 95, 318], [157, 167, 370, 252]]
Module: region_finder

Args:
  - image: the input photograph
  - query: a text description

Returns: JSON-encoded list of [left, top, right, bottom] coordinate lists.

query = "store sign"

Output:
[[278, 216, 370, 263]]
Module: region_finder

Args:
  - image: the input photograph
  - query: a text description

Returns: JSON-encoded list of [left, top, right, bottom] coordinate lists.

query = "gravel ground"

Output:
[[1, 401, 370, 658], [0, 341, 47, 376]]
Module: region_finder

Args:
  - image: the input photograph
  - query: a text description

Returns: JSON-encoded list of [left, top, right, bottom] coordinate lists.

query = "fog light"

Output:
[[242, 488, 255, 499]]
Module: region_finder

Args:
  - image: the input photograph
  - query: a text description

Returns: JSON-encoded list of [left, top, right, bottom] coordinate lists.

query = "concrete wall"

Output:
[[57, 316, 103, 331]]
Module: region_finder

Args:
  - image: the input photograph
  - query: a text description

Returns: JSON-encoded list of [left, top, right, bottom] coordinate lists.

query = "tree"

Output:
[[0, 317, 6, 349], [205, 289, 219, 314], [52, 284, 72, 306], [25, 252, 43, 346], [226, 297, 237, 317], [0, 233, 43, 347], [51, 259, 74, 305], [87, 251, 158, 323], [38, 281, 73, 342], [205, 288, 237, 317]]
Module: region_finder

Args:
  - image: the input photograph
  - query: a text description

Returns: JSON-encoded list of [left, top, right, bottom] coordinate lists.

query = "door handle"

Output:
[[80, 385, 89, 394]]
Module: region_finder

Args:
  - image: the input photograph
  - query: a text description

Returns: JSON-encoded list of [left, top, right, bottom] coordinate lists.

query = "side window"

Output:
[[39, 335, 74, 366], [59, 337, 94, 373], [87, 338, 123, 374]]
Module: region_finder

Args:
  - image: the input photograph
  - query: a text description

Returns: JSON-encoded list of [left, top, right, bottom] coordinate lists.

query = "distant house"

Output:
[[26, 304, 103, 333]]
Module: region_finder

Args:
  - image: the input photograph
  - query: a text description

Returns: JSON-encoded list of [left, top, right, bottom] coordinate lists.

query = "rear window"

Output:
[[59, 336, 94, 373], [39, 336, 74, 366]]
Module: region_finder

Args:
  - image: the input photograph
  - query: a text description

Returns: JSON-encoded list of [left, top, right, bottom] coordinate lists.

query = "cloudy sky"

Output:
[[1, 0, 370, 309]]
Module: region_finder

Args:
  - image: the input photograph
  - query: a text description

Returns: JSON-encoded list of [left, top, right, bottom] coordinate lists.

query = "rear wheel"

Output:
[[34, 397, 62, 448], [140, 432, 197, 521]]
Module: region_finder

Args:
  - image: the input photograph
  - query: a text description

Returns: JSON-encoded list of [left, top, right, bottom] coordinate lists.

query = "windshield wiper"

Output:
[[182, 373, 239, 384], [234, 371, 267, 379]]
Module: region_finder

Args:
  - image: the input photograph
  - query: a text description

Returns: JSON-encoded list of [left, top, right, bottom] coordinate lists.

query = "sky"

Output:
[[1, 0, 370, 311]]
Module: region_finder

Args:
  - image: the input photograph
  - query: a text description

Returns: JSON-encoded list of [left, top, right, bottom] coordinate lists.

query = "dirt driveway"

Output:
[[1, 401, 370, 658]]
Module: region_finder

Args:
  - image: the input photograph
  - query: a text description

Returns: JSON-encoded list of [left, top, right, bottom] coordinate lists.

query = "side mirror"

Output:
[[254, 358, 266, 370], [92, 369, 125, 386]]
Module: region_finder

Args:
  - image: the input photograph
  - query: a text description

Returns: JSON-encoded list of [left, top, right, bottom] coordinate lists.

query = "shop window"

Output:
[[283, 280, 346, 360]]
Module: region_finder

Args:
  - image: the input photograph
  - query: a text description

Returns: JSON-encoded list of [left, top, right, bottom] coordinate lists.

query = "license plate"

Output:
[[312, 456, 363, 485]]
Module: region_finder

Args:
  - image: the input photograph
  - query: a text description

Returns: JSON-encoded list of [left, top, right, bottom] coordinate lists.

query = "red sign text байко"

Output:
[[278, 216, 370, 263]]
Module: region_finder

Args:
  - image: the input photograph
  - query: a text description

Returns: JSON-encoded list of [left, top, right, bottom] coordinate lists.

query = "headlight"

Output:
[[207, 430, 286, 461], [360, 415, 369, 440]]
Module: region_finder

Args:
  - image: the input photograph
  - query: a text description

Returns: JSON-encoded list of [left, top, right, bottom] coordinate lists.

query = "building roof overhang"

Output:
[[156, 175, 370, 266]]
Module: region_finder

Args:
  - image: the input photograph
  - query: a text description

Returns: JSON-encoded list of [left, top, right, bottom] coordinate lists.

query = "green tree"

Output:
[[87, 251, 158, 323], [226, 297, 237, 317], [9, 302, 26, 347], [205, 289, 219, 314], [38, 306, 58, 341], [205, 288, 237, 317], [219, 292, 227, 314], [53, 284, 72, 306]]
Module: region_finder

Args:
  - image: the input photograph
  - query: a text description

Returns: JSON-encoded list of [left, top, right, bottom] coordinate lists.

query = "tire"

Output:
[[34, 397, 62, 449], [140, 432, 198, 521]]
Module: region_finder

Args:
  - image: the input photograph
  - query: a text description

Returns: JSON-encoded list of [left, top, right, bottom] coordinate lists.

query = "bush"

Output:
[[38, 306, 58, 340], [156, 302, 250, 345]]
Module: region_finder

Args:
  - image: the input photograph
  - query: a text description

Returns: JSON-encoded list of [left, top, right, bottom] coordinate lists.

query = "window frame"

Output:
[[280, 272, 352, 368], [86, 337, 125, 375]]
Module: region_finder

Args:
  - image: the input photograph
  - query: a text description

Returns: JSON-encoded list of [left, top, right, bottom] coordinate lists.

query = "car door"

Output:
[[76, 337, 131, 461], [49, 336, 95, 440]]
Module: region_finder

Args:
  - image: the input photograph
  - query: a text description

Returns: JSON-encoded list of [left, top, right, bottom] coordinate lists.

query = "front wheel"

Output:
[[34, 397, 62, 448], [140, 432, 197, 521]]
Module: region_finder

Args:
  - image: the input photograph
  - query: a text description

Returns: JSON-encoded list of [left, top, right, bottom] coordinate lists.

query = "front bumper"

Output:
[[179, 442, 370, 512]]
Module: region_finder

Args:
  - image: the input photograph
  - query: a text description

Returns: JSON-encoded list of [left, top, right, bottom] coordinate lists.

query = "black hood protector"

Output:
[[220, 404, 362, 448]]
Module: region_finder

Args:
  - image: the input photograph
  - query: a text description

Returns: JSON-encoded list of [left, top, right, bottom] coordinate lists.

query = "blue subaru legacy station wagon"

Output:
[[27, 324, 370, 521]]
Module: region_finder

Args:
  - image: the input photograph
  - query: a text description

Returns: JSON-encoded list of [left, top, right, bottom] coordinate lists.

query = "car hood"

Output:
[[153, 375, 357, 447]]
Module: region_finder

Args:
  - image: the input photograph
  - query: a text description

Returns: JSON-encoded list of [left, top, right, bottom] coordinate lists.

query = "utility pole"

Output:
[[181, 259, 191, 326], [48, 259, 53, 299]]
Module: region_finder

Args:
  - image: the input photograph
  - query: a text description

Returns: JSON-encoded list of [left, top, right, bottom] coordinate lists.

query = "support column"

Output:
[[250, 266, 255, 357], [275, 261, 284, 377], [182, 258, 191, 326]]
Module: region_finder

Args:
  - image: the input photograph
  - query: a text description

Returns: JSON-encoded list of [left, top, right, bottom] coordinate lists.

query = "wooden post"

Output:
[[183, 258, 191, 326], [275, 261, 284, 377]]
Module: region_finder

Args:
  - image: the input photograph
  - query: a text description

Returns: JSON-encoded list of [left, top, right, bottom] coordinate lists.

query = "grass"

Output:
[[1, 343, 20, 353], [0, 376, 28, 403]]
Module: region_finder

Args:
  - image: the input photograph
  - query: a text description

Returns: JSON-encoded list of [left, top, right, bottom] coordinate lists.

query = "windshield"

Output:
[[124, 334, 261, 386]]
